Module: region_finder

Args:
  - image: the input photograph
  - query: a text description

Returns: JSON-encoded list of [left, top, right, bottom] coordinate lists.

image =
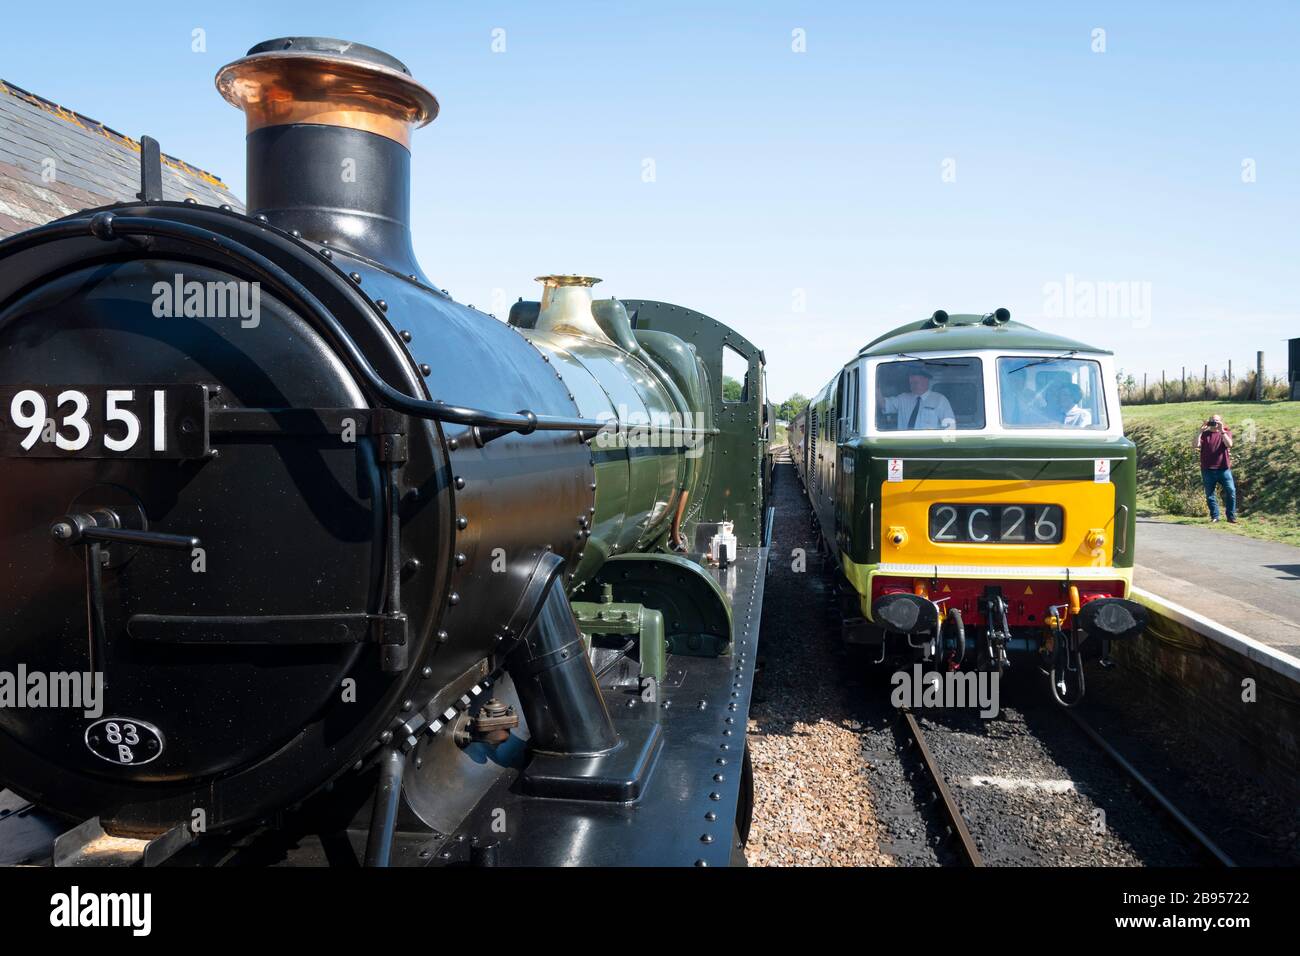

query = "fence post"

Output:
[[1203, 364, 1208, 400], [1257, 351, 1265, 400], [1161, 370, 1167, 402], [1143, 372, 1147, 403], [1229, 359, 1233, 399], [1181, 366, 1186, 400]]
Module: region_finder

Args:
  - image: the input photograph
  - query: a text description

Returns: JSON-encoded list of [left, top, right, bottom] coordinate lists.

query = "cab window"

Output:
[[875, 357, 984, 431], [838, 365, 861, 438], [722, 345, 748, 403], [997, 357, 1108, 429]]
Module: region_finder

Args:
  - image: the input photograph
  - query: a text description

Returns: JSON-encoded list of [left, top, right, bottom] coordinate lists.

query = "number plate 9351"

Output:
[[0, 385, 209, 459], [928, 503, 1065, 544]]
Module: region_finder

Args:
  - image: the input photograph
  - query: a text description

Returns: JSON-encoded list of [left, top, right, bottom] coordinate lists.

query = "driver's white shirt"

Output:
[[1063, 405, 1092, 428], [882, 389, 956, 430]]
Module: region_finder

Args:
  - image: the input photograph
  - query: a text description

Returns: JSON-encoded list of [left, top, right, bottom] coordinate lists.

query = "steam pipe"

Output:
[[363, 748, 405, 867], [507, 569, 619, 756], [671, 489, 690, 552]]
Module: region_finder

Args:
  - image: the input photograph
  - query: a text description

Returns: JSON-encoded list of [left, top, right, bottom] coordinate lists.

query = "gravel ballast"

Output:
[[746, 457, 893, 866]]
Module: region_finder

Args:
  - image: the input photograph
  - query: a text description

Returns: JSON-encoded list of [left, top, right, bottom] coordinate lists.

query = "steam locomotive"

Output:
[[789, 310, 1147, 705], [0, 37, 770, 866]]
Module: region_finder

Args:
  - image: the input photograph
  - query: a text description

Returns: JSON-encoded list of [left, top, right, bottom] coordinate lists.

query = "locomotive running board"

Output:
[[0, 790, 65, 866]]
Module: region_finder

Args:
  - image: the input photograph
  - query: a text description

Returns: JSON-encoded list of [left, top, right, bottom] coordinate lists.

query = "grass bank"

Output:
[[1123, 401, 1300, 546]]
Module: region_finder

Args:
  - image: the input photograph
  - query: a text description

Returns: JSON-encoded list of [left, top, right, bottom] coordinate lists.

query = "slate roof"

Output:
[[0, 79, 242, 239]]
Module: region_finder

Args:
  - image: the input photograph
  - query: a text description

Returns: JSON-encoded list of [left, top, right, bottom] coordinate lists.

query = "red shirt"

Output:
[[1199, 428, 1232, 470]]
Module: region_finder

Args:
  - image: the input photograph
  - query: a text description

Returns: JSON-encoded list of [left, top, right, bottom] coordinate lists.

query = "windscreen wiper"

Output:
[[892, 352, 969, 368], [1007, 350, 1080, 375]]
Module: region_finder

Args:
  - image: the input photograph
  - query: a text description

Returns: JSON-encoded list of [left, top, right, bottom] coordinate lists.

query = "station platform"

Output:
[[1133, 519, 1300, 662]]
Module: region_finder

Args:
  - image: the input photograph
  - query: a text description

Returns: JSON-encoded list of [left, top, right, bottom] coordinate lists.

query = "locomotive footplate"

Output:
[[383, 545, 768, 867]]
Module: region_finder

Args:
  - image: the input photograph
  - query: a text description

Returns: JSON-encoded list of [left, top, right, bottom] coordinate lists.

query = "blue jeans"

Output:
[[1201, 468, 1236, 520]]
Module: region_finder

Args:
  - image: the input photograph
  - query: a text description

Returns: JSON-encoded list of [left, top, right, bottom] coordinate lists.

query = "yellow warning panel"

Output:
[[878, 478, 1116, 567]]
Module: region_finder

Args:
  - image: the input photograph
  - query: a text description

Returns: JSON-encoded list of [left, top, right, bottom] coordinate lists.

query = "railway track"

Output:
[[1059, 708, 1236, 867], [898, 709, 984, 866], [896, 697, 1236, 867]]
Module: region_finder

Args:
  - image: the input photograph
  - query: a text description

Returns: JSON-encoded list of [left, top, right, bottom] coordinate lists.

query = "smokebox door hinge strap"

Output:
[[207, 407, 408, 441], [369, 613, 408, 646]]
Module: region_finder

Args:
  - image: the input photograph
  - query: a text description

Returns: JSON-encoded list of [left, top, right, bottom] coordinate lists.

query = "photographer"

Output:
[[1194, 414, 1237, 523]]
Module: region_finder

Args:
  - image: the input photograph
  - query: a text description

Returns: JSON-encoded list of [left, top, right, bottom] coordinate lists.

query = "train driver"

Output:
[[877, 366, 956, 430], [1047, 381, 1092, 427]]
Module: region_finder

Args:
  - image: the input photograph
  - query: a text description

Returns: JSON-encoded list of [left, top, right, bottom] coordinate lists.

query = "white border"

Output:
[[1132, 585, 1300, 683], [877, 562, 1127, 579]]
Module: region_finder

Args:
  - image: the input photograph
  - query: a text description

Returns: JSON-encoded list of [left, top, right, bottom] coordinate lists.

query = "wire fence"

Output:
[[1118, 361, 1291, 405]]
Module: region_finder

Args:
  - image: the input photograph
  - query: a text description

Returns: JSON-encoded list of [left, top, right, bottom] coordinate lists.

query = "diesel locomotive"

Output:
[[790, 310, 1147, 705], [0, 37, 770, 866]]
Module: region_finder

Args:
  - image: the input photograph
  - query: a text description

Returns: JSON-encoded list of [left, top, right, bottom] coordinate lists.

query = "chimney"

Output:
[[215, 37, 438, 281]]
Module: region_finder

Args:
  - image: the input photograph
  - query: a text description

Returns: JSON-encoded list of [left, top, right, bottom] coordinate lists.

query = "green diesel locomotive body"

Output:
[[791, 310, 1146, 704]]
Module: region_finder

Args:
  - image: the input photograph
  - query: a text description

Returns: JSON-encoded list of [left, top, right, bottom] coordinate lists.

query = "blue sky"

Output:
[[3, 1, 1296, 399]]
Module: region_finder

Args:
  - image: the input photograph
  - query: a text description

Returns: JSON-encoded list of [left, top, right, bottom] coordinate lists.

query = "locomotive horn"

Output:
[[216, 37, 438, 280]]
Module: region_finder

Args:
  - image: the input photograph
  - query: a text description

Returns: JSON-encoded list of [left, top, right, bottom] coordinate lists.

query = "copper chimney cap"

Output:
[[215, 37, 439, 147]]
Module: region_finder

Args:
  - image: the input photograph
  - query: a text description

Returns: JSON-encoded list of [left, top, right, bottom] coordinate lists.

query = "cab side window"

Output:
[[835, 366, 863, 439], [722, 345, 748, 403], [849, 366, 860, 436]]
